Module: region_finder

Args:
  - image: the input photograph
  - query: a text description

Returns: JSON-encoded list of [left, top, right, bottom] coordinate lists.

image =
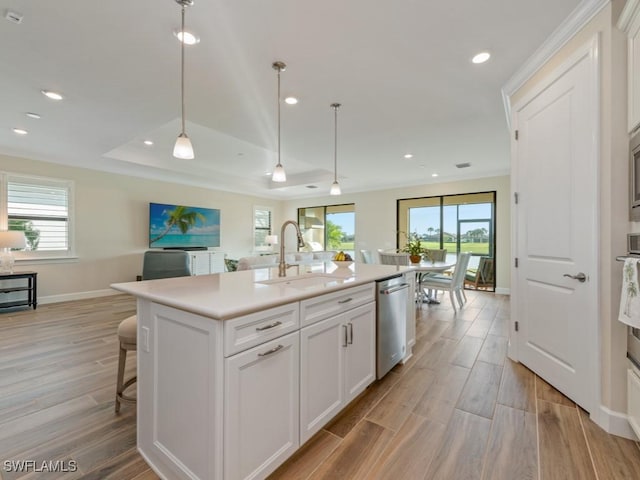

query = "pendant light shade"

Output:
[[173, 0, 195, 160], [330, 103, 342, 195], [272, 61, 287, 182]]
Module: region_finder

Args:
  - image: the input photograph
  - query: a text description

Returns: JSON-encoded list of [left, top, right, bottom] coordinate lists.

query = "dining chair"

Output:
[[424, 248, 447, 262], [360, 250, 375, 264], [115, 250, 191, 413], [465, 256, 494, 290], [378, 250, 410, 266], [420, 252, 471, 312]]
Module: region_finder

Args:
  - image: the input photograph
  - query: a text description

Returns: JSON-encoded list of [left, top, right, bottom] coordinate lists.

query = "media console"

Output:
[[0, 271, 37, 310]]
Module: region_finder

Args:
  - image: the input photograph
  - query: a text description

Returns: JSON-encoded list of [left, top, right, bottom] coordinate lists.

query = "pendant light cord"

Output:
[[180, 5, 186, 134], [277, 66, 281, 166], [333, 105, 338, 182]]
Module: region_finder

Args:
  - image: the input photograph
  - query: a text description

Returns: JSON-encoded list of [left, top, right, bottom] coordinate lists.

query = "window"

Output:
[[297, 204, 355, 257], [253, 206, 273, 250], [1, 173, 74, 258], [398, 192, 496, 291]]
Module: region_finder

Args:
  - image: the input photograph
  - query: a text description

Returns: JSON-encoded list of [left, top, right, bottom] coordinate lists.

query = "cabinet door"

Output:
[[344, 302, 376, 403], [630, 31, 640, 132], [299, 315, 345, 444], [189, 251, 211, 275], [404, 271, 416, 360], [224, 332, 299, 480]]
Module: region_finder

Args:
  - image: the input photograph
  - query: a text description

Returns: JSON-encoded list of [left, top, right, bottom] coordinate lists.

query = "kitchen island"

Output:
[[111, 262, 415, 480]]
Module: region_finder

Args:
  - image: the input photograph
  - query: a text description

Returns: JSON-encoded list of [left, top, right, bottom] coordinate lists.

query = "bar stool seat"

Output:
[[115, 315, 137, 413]]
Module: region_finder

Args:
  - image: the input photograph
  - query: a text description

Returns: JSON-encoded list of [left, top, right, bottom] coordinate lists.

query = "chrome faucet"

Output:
[[278, 220, 305, 277]]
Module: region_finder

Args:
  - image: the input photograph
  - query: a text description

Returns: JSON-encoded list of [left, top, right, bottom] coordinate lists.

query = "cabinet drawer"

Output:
[[224, 303, 299, 357], [300, 283, 375, 327]]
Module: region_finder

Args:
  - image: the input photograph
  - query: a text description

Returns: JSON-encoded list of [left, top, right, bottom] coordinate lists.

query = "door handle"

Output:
[[563, 272, 587, 282]]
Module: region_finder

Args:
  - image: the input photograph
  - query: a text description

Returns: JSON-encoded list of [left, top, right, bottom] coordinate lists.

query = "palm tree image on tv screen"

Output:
[[149, 203, 220, 249]]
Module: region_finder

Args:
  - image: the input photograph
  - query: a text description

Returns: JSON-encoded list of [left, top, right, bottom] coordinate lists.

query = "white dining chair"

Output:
[[420, 252, 471, 312], [378, 250, 410, 266]]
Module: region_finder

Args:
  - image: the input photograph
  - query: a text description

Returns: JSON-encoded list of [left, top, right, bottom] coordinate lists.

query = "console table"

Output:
[[0, 271, 37, 310]]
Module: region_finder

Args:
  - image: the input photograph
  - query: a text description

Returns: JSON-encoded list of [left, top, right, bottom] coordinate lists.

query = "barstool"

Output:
[[115, 315, 137, 413]]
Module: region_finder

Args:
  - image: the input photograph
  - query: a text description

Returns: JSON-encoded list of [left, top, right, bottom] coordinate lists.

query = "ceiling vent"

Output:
[[456, 162, 472, 169], [5, 10, 23, 24], [306, 185, 318, 189]]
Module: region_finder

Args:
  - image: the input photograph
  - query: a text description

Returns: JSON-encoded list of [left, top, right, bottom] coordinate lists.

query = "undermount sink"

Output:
[[256, 273, 346, 289]]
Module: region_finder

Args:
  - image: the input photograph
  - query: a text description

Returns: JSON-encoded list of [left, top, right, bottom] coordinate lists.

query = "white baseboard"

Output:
[[495, 287, 510, 295], [39, 288, 121, 305], [591, 405, 639, 440]]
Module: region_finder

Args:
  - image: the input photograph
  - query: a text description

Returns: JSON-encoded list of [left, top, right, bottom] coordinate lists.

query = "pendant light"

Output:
[[173, 0, 195, 160], [271, 61, 287, 182], [330, 103, 342, 195]]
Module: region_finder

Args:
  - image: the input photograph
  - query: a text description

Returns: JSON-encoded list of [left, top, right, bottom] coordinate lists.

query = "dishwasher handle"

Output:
[[379, 283, 409, 295]]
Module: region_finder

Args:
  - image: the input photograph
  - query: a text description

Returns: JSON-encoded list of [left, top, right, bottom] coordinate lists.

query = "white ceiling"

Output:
[[0, 0, 582, 199]]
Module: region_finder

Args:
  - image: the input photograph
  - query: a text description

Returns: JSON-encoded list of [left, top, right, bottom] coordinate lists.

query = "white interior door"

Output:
[[512, 36, 599, 412]]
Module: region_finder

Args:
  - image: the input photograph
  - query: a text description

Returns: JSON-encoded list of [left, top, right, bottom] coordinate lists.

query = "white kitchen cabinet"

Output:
[[404, 271, 416, 361], [344, 302, 376, 402], [224, 331, 300, 480], [619, 0, 640, 132], [188, 250, 225, 275], [300, 302, 375, 444], [137, 302, 224, 480], [628, 364, 640, 439]]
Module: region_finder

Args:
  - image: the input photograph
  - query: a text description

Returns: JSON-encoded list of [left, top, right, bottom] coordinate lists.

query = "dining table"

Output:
[[410, 260, 457, 304]]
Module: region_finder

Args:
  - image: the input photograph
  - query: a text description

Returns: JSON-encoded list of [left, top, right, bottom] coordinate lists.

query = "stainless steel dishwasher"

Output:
[[376, 274, 408, 378]]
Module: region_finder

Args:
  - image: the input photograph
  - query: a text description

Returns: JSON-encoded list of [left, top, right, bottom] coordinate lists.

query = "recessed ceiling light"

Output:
[[12, 128, 28, 135], [143, 140, 154, 146], [174, 30, 200, 45], [432, 173, 439, 177], [41, 90, 63, 100], [472, 52, 491, 64], [25, 112, 41, 119], [404, 153, 413, 159], [285, 97, 298, 105]]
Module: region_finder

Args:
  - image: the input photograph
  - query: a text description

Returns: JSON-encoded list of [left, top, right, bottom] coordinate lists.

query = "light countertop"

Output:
[[111, 263, 412, 320]]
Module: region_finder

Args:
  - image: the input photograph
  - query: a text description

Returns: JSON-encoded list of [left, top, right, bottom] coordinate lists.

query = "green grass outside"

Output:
[[327, 241, 489, 255], [424, 242, 490, 255]]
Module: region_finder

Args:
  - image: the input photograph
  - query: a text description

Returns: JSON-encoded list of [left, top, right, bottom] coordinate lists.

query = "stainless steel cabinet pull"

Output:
[[348, 323, 353, 344], [343, 325, 348, 347], [258, 344, 284, 357], [256, 321, 282, 331], [563, 272, 587, 283], [338, 297, 353, 304]]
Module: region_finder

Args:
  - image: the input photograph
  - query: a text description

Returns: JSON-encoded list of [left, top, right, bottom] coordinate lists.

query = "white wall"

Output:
[[282, 175, 511, 293], [1, 154, 283, 302]]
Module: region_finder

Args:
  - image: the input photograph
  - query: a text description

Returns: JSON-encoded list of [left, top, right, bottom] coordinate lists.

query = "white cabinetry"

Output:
[[137, 302, 224, 480], [135, 281, 378, 480], [188, 250, 225, 275], [619, 0, 640, 132], [628, 364, 640, 439], [404, 271, 416, 361], [299, 289, 375, 444], [224, 332, 300, 480]]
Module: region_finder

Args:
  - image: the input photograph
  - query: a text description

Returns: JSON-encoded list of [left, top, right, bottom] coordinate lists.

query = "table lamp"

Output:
[[0, 230, 26, 273]]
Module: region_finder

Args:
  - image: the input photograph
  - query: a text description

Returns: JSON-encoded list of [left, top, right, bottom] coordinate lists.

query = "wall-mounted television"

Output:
[[149, 202, 220, 249]]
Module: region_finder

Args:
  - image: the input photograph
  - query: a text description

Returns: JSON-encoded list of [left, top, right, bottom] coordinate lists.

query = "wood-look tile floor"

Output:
[[1, 292, 639, 479]]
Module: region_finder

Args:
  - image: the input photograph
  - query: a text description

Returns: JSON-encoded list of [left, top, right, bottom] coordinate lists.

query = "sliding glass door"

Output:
[[398, 192, 496, 291]]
